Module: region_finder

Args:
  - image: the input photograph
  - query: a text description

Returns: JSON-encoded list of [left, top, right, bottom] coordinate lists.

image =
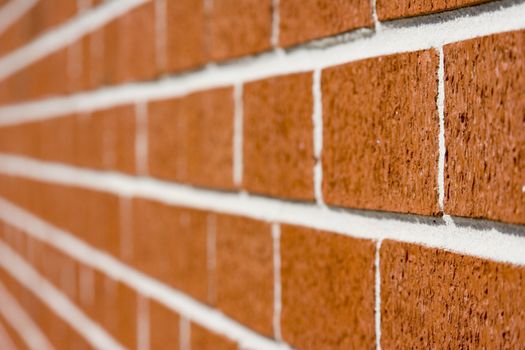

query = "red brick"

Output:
[[148, 87, 235, 190], [215, 214, 274, 336], [81, 28, 105, 91], [39, 115, 77, 164], [281, 225, 376, 349], [322, 50, 440, 215], [279, 0, 372, 47], [165, 0, 206, 72], [381, 240, 525, 348], [190, 323, 237, 350], [130, 198, 209, 302], [104, 2, 157, 84], [0, 224, 26, 256], [444, 30, 525, 224], [75, 106, 136, 174], [209, 0, 272, 61], [377, 0, 490, 21], [0, 122, 40, 160], [149, 300, 180, 350], [243, 72, 315, 200]]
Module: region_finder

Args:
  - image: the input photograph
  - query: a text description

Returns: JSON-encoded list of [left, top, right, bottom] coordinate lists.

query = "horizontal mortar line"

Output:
[[1, 0, 525, 124], [0, 198, 292, 350], [0, 154, 524, 265], [0, 242, 126, 350], [0, 320, 18, 350], [0, 0, 38, 35], [0, 278, 54, 350], [0, 0, 147, 80]]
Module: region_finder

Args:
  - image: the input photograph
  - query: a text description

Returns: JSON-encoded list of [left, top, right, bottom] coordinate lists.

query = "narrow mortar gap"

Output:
[[374, 239, 382, 350], [312, 69, 324, 206], [206, 214, 217, 305], [135, 102, 149, 176], [78, 265, 95, 308], [370, 0, 382, 32], [271, 223, 282, 341], [137, 295, 150, 350], [436, 46, 446, 213], [271, 0, 280, 48], [179, 317, 191, 350], [233, 83, 244, 186], [154, 0, 167, 73]]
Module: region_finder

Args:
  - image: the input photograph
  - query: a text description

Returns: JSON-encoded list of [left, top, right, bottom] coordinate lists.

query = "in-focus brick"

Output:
[[104, 2, 157, 83], [215, 214, 274, 336], [444, 30, 525, 224], [148, 87, 235, 190], [322, 50, 440, 215], [165, 0, 206, 72], [381, 240, 525, 348], [279, 0, 373, 47], [131, 198, 209, 301], [377, 0, 490, 21], [149, 300, 180, 350], [75, 106, 136, 173], [243, 72, 314, 200], [281, 225, 376, 349], [209, 0, 272, 61], [191, 322, 237, 350]]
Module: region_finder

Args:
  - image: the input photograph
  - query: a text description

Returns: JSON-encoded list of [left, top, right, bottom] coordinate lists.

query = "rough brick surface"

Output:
[[165, 0, 206, 72], [209, 0, 272, 61], [444, 30, 525, 224], [149, 300, 180, 350], [376, 0, 490, 20], [131, 198, 209, 302], [381, 240, 525, 348], [104, 2, 157, 84], [243, 72, 315, 201], [191, 323, 238, 350], [148, 87, 235, 190], [279, 0, 373, 47], [281, 225, 376, 349], [322, 50, 440, 215], [215, 214, 274, 336]]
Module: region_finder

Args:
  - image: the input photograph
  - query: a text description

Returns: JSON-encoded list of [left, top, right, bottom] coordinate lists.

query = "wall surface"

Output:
[[0, 0, 523, 349]]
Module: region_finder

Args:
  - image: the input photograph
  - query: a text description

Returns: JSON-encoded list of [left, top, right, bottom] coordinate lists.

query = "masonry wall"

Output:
[[0, 0, 523, 349]]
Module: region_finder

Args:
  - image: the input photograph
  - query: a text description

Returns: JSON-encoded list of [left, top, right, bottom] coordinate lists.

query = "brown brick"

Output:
[[322, 50, 440, 215], [75, 106, 136, 174], [279, 0, 373, 47], [209, 0, 272, 61], [190, 322, 237, 350], [165, 0, 206, 72], [104, 2, 157, 84], [0, 224, 26, 256], [377, 0, 490, 21], [39, 115, 77, 164], [243, 72, 315, 200], [0, 122, 40, 159], [444, 30, 525, 224], [130, 198, 209, 301], [148, 87, 235, 190], [281, 225, 376, 349], [215, 214, 274, 336], [381, 240, 525, 348], [149, 300, 180, 350]]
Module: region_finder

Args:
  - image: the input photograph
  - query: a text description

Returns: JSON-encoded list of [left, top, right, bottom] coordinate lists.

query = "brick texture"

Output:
[[281, 225, 376, 349], [148, 87, 235, 190], [243, 72, 315, 201], [215, 214, 274, 337], [149, 300, 180, 350], [381, 240, 525, 348], [444, 30, 525, 224], [376, 0, 490, 20], [322, 50, 440, 215], [209, 0, 273, 61], [191, 322, 238, 350], [279, 0, 373, 47]]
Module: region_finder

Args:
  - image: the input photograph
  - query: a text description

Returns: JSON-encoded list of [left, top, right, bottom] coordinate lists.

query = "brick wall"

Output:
[[0, 0, 523, 349]]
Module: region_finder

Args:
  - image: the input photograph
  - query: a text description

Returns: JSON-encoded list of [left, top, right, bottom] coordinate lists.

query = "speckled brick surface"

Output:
[[444, 30, 525, 224], [281, 225, 376, 349], [376, 0, 490, 20], [191, 323, 238, 350], [381, 240, 525, 349], [322, 50, 440, 215], [243, 72, 315, 201]]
